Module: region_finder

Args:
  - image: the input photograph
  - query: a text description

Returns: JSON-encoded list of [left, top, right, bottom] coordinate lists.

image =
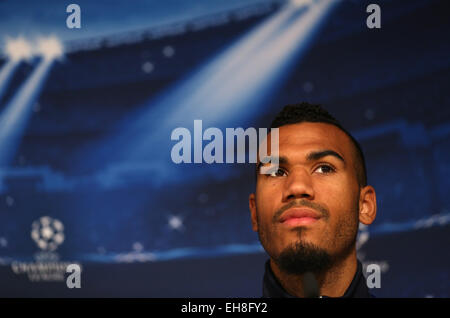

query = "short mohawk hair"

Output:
[[269, 102, 367, 187]]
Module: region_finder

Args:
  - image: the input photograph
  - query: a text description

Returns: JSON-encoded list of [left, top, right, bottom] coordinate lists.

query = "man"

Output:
[[248, 103, 377, 298]]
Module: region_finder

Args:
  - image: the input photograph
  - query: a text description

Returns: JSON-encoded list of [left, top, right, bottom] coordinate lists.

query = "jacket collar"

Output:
[[262, 258, 373, 298]]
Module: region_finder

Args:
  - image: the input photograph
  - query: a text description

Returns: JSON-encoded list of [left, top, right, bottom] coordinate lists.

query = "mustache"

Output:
[[272, 199, 329, 223]]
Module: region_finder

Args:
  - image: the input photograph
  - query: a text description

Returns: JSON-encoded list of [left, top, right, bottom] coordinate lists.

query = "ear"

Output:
[[249, 193, 258, 232], [358, 185, 377, 225]]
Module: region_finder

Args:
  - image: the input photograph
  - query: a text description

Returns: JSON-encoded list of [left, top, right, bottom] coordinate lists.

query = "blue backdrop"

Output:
[[0, 0, 448, 297]]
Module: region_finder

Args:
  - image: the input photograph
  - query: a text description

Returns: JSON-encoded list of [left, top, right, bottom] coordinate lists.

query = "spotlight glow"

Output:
[[4, 37, 33, 61], [290, 0, 315, 7], [76, 0, 339, 185], [0, 58, 55, 167], [37, 36, 64, 60]]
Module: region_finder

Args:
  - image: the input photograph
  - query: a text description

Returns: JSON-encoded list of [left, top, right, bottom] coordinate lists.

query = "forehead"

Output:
[[264, 122, 354, 161]]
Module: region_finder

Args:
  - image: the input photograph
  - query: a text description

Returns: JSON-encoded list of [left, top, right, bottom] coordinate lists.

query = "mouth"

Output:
[[278, 207, 321, 227]]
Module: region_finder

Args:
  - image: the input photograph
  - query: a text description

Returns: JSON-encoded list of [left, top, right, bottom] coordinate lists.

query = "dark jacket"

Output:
[[262, 259, 374, 298]]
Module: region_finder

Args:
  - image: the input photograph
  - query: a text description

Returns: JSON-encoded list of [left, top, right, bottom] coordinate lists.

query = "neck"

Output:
[[270, 249, 358, 298]]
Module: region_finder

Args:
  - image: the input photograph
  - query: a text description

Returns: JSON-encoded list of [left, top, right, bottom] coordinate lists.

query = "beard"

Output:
[[273, 239, 333, 275], [255, 195, 361, 276]]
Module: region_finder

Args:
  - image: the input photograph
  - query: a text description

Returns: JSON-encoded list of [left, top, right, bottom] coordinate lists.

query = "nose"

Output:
[[282, 168, 315, 202]]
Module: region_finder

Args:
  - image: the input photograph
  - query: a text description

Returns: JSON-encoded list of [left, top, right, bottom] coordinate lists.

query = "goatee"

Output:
[[274, 241, 333, 275]]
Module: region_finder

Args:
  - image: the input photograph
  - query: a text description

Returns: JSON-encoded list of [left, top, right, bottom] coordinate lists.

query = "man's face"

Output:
[[249, 122, 362, 266]]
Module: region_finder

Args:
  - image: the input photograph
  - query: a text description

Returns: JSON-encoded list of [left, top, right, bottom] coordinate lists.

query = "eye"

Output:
[[262, 166, 287, 177], [314, 164, 335, 174], [270, 168, 287, 177]]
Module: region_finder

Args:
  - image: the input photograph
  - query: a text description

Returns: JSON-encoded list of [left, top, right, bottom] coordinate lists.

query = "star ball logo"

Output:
[[31, 216, 65, 252], [11, 216, 81, 285]]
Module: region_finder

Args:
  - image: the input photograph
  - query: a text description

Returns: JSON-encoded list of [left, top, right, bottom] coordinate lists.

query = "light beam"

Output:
[[0, 37, 34, 103], [79, 0, 340, 184], [0, 58, 55, 167]]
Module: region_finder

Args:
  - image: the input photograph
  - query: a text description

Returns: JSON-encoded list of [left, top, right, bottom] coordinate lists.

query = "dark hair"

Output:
[[267, 102, 367, 187]]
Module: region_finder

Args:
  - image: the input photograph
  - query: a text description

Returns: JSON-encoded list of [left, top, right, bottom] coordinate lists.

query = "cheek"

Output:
[[256, 180, 282, 207], [255, 185, 280, 235], [315, 177, 357, 215], [255, 192, 273, 224]]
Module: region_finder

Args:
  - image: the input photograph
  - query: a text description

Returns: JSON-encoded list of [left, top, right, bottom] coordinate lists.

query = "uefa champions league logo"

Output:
[[31, 216, 65, 252], [11, 216, 78, 283]]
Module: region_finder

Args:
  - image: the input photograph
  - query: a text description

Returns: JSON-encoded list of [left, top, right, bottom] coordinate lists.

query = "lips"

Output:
[[278, 208, 321, 226]]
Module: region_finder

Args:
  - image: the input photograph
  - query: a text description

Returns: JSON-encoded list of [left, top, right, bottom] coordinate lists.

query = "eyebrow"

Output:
[[257, 149, 345, 170], [306, 150, 345, 164]]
